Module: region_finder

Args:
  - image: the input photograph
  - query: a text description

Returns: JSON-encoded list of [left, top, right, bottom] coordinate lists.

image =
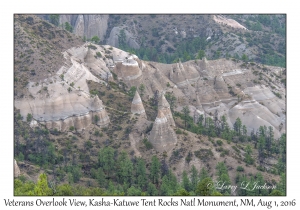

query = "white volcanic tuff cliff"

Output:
[[14, 43, 285, 138], [228, 100, 282, 138], [14, 44, 110, 131], [107, 27, 140, 49], [59, 14, 109, 40]]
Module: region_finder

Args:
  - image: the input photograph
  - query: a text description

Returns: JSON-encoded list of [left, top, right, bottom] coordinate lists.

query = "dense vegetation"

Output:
[[15, 153, 285, 196], [14, 103, 286, 196], [116, 15, 285, 67]]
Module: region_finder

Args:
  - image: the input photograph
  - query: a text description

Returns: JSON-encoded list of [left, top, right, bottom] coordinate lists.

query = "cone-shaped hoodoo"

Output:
[[158, 94, 175, 126], [148, 110, 177, 152], [131, 91, 146, 117]]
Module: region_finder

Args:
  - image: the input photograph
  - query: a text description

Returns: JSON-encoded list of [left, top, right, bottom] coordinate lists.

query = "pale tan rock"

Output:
[[14, 159, 20, 178], [149, 110, 177, 152], [158, 94, 175, 126], [131, 91, 146, 117]]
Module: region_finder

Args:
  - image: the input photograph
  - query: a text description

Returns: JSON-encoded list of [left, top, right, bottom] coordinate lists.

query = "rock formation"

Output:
[[158, 94, 175, 126], [14, 159, 20, 177], [107, 27, 140, 49], [149, 110, 177, 152], [113, 55, 143, 86], [131, 91, 146, 117], [14, 45, 110, 132], [91, 95, 110, 127], [58, 14, 109, 40]]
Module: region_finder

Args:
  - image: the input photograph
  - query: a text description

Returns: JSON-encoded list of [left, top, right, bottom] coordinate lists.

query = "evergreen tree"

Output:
[[149, 156, 161, 185], [181, 170, 192, 192], [182, 106, 190, 129], [98, 147, 115, 177], [147, 182, 158, 196], [195, 177, 215, 196], [136, 158, 147, 190], [190, 165, 199, 191], [233, 117, 242, 135], [199, 167, 209, 182], [49, 14, 60, 26], [258, 136, 265, 165], [33, 173, 52, 196], [117, 151, 133, 185]]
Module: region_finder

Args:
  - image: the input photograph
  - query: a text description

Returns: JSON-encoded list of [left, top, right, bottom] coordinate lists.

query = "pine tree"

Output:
[[98, 147, 115, 177], [117, 151, 133, 185], [195, 177, 214, 196], [149, 156, 161, 185], [190, 165, 199, 191], [136, 158, 147, 190], [147, 182, 158, 196], [33, 173, 52, 196], [181, 170, 192, 192], [199, 167, 209, 182]]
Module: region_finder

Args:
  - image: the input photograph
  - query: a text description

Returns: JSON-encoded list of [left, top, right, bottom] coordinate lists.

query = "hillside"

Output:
[[13, 14, 286, 196], [40, 14, 286, 67]]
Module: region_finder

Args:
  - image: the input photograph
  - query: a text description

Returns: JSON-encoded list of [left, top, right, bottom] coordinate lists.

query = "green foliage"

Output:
[[194, 149, 213, 162], [64, 22, 73, 32], [91, 36, 100, 44], [182, 106, 190, 129], [139, 84, 145, 97], [147, 182, 158, 195], [181, 170, 192, 191], [33, 173, 53, 195], [216, 139, 223, 146], [118, 29, 127, 49], [26, 113, 32, 122], [190, 165, 199, 191], [149, 156, 161, 184], [128, 86, 137, 98], [94, 115, 99, 124], [98, 147, 115, 176], [199, 167, 209, 182], [160, 171, 179, 195], [49, 14, 59, 26], [127, 186, 142, 195], [96, 52, 102, 58], [88, 44, 97, 50], [142, 138, 153, 150], [195, 177, 214, 196], [269, 189, 283, 196], [197, 50, 205, 60], [242, 54, 248, 62], [136, 158, 147, 190]]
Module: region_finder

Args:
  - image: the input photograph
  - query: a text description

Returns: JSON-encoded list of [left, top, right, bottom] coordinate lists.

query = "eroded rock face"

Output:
[[131, 91, 146, 117], [158, 94, 175, 127], [149, 110, 177, 152], [14, 159, 20, 177], [59, 14, 109, 40], [107, 27, 140, 49], [14, 44, 110, 132]]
